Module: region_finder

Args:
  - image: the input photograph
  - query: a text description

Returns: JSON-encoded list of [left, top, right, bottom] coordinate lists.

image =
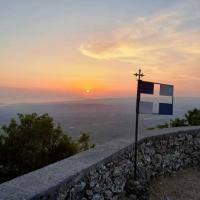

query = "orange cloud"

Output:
[[80, 1, 200, 80]]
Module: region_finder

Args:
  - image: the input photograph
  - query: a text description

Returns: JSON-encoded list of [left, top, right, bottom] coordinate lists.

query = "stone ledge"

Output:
[[0, 126, 200, 200], [0, 139, 132, 199]]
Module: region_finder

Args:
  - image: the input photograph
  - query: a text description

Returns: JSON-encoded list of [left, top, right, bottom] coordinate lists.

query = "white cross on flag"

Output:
[[139, 81, 174, 115]]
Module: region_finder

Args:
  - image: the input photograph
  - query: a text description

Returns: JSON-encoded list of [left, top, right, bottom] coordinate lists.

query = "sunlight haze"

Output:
[[0, 0, 200, 103]]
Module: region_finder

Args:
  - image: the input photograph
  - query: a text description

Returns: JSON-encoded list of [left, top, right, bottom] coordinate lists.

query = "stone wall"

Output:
[[138, 130, 200, 180], [0, 127, 200, 200]]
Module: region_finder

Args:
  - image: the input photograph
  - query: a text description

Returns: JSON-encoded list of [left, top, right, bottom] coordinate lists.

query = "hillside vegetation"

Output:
[[147, 108, 200, 130], [0, 113, 94, 183]]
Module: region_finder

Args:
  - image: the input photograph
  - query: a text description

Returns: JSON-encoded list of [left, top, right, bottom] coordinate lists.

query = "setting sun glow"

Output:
[[0, 0, 200, 103]]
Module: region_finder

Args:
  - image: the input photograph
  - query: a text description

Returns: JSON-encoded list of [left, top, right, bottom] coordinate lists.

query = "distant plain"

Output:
[[0, 97, 200, 144]]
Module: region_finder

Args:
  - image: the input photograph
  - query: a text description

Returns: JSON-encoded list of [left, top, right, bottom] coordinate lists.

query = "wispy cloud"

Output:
[[80, 1, 200, 75]]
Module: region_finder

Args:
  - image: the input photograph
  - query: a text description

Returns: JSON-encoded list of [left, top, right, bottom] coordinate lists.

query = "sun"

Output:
[[85, 89, 90, 93]]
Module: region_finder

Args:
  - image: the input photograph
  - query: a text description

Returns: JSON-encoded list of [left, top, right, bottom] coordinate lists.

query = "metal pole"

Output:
[[133, 79, 141, 181]]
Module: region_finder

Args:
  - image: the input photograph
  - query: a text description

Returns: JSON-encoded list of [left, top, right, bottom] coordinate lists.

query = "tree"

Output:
[[78, 133, 95, 151], [185, 108, 200, 126], [0, 113, 94, 183], [146, 108, 200, 130]]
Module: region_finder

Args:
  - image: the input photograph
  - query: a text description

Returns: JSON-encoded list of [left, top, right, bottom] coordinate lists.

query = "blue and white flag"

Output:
[[139, 81, 174, 115]]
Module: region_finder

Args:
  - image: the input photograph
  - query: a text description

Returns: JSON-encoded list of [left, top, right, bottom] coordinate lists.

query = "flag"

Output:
[[139, 81, 174, 115]]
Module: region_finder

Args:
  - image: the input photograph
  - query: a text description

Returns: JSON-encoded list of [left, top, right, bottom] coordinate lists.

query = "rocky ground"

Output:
[[149, 167, 200, 200]]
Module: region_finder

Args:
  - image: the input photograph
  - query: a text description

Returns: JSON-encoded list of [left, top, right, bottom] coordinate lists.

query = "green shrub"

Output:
[[156, 123, 169, 129], [185, 108, 200, 126], [145, 127, 155, 130], [170, 118, 188, 127], [78, 133, 95, 151], [170, 108, 200, 127], [0, 113, 94, 183]]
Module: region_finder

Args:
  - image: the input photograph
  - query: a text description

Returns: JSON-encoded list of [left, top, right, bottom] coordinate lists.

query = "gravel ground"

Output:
[[150, 168, 200, 200]]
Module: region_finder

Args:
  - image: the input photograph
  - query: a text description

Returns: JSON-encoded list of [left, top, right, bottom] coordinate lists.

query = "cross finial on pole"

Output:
[[133, 68, 144, 181], [134, 69, 144, 80]]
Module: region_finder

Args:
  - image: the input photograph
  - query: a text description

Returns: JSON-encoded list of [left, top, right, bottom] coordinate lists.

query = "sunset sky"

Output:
[[0, 0, 200, 102]]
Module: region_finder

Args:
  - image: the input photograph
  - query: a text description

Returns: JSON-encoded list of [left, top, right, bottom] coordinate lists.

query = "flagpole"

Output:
[[133, 69, 144, 181], [133, 69, 173, 180]]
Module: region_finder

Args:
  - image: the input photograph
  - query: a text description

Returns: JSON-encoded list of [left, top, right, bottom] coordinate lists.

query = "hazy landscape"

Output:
[[1, 97, 200, 144]]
